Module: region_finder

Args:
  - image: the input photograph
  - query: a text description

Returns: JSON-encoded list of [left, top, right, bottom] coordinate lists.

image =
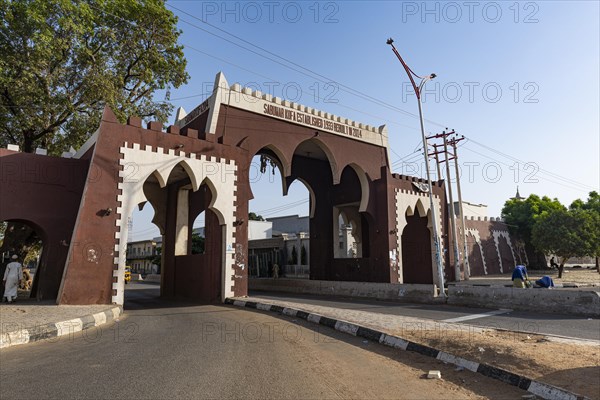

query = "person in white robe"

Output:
[[3, 255, 23, 303]]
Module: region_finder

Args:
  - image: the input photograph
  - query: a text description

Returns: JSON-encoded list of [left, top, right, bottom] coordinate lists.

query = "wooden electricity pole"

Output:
[[429, 130, 461, 281], [449, 135, 470, 279]]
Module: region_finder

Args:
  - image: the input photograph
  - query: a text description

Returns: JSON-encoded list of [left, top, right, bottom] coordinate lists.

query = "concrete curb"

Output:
[[226, 298, 590, 400], [0, 306, 122, 349]]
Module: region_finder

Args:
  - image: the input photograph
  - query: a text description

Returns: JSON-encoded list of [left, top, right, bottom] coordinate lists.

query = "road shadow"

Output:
[[124, 284, 226, 312], [230, 305, 530, 400]]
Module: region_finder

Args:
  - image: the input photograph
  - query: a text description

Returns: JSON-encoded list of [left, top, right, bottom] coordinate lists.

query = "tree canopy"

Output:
[[569, 191, 600, 268], [501, 194, 565, 267], [0, 0, 188, 154], [503, 191, 600, 274], [570, 191, 600, 214], [502, 194, 566, 244], [532, 207, 599, 277], [248, 212, 265, 221], [191, 233, 205, 255]]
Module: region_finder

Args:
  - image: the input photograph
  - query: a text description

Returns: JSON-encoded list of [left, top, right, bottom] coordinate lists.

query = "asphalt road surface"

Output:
[[0, 283, 528, 399], [250, 291, 600, 341]]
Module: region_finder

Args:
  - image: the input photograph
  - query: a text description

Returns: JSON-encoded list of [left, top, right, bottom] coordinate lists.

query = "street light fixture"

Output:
[[387, 38, 446, 297]]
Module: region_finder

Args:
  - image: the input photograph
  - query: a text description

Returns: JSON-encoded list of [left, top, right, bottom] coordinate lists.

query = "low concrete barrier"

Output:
[[448, 285, 600, 317], [250, 278, 600, 316], [144, 274, 161, 283], [249, 278, 439, 303]]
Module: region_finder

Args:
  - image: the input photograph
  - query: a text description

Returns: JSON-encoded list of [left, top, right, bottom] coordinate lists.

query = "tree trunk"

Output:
[[558, 262, 565, 279], [22, 132, 34, 153], [596, 255, 599, 274]]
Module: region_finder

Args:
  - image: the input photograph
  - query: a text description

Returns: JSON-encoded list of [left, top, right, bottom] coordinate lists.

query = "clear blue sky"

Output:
[[129, 0, 599, 241]]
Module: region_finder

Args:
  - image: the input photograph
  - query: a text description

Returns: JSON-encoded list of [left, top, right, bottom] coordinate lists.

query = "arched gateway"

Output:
[[0, 72, 455, 305]]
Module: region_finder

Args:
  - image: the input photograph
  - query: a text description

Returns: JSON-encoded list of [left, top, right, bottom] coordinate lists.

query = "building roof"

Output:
[[126, 239, 157, 245]]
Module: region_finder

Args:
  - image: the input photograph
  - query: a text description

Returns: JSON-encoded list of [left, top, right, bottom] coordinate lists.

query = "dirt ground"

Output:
[[463, 267, 600, 287], [394, 326, 600, 399], [529, 267, 600, 285], [396, 268, 600, 399]]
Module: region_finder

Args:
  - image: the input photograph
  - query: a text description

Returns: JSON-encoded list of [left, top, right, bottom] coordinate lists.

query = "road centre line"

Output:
[[442, 309, 512, 323]]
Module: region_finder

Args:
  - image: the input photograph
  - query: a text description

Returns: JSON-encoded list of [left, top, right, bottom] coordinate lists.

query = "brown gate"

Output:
[[401, 213, 433, 284]]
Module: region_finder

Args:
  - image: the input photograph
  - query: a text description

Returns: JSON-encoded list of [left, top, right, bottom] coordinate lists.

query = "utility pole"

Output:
[[433, 144, 442, 181], [443, 132, 461, 281], [450, 136, 470, 279], [387, 38, 445, 297], [428, 130, 461, 282]]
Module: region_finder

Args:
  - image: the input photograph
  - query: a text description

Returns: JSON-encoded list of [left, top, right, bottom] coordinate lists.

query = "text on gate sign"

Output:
[[263, 104, 362, 138], [181, 99, 210, 126]]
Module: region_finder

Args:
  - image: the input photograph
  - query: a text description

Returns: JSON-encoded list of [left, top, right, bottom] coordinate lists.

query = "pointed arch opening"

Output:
[[415, 198, 428, 218], [332, 165, 370, 260], [0, 219, 46, 301], [333, 209, 362, 258], [124, 161, 227, 304], [292, 138, 337, 185], [248, 150, 311, 279], [401, 208, 434, 284], [249, 146, 290, 199], [127, 201, 161, 278], [176, 182, 223, 301]]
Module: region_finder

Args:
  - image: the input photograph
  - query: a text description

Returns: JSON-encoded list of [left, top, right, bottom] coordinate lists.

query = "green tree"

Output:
[[501, 194, 565, 268], [300, 245, 307, 265], [0, 221, 41, 268], [23, 239, 42, 267], [248, 212, 265, 221], [570, 191, 600, 272], [191, 233, 205, 255], [0, 0, 188, 154], [290, 245, 297, 265], [531, 208, 598, 278]]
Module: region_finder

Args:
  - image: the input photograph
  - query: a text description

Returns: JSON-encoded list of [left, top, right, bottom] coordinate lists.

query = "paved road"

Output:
[[250, 291, 600, 341], [0, 283, 527, 399]]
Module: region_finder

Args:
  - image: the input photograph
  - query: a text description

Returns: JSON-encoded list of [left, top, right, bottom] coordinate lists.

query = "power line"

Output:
[[165, 7, 597, 192], [253, 199, 309, 215], [8, 3, 596, 195], [63, 4, 428, 139], [168, 5, 438, 124], [464, 137, 597, 191], [460, 143, 591, 193], [168, 6, 594, 190]]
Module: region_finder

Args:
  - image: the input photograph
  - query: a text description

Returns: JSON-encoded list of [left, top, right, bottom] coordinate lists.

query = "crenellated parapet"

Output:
[[174, 72, 389, 150]]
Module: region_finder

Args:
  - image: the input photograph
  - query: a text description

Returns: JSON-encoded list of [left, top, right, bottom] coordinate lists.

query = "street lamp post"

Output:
[[387, 38, 446, 297]]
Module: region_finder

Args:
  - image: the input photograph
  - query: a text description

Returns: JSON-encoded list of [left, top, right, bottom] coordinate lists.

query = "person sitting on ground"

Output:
[[534, 275, 555, 288], [512, 264, 531, 288], [20, 266, 32, 290]]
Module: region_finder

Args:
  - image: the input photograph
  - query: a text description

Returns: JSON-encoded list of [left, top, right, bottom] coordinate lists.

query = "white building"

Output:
[[126, 239, 159, 274], [268, 215, 309, 236], [247, 214, 360, 278], [453, 201, 489, 220], [248, 220, 273, 240]]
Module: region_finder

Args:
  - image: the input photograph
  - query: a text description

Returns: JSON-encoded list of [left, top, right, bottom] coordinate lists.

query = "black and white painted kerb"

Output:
[[0, 306, 121, 349], [226, 298, 589, 400]]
